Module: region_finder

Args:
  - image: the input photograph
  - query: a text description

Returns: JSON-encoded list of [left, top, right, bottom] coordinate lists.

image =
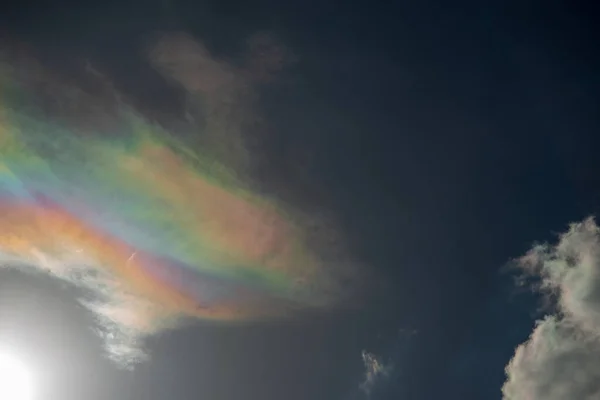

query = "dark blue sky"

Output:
[[1, 0, 599, 399]]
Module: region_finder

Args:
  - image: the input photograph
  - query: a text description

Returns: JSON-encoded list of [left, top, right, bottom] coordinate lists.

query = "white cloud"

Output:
[[0, 249, 166, 367], [503, 217, 600, 399]]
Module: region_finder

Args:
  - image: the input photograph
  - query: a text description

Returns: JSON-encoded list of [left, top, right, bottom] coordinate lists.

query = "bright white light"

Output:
[[0, 352, 34, 400]]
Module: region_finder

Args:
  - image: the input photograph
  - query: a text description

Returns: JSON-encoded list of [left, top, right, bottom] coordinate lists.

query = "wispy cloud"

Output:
[[0, 32, 359, 369], [359, 350, 393, 396], [503, 217, 600, 399], [148, 32, 292, 177]]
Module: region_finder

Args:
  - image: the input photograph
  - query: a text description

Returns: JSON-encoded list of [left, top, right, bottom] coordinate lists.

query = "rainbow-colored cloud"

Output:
[[0, 35, 357, 365]]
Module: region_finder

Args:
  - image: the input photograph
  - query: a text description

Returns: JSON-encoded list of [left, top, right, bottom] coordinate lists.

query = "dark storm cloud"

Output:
[[503, 217, 600, 399]]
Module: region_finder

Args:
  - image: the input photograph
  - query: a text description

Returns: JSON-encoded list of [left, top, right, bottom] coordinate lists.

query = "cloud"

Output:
[[0, 33, 360, 368], [0, 34, 285, 367], [503, 217, 600, 399], [148, 32, 292, 177], [359, 350, 393, 396], [0, 208, 176, 367]]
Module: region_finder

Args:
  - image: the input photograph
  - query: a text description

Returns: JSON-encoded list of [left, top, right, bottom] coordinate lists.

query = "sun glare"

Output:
[[0, 352, 34, 400]]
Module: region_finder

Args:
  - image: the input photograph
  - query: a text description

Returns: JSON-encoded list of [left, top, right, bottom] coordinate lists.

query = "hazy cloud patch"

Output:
[[359, 350, 393, 396]]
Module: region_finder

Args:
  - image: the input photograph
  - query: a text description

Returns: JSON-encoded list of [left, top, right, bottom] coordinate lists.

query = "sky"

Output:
[[0, 0, 599, 399]]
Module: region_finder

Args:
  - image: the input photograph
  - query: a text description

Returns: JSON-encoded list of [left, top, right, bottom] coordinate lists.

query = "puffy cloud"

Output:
[[503, 217, 600, 399]]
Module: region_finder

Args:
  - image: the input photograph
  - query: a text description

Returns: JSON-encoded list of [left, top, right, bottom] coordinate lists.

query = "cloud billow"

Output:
[[503, 217, 600, 399]]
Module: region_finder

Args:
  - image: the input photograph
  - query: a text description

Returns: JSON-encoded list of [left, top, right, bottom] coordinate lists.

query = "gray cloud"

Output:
[[148, 32, 291, 178], [503, 217, 600, 399]]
